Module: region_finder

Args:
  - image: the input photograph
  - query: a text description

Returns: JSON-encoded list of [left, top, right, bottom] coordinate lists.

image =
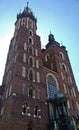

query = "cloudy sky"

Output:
[[0, 0, 79, 90]]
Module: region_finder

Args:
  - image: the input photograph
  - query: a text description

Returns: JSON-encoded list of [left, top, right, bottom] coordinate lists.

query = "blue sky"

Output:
[[0, 0, 79, 90]]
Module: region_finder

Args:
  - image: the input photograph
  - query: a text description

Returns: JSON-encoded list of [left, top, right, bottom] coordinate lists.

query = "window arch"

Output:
[[46, 74, 59, 99], [62, 63, 67, 71], [28, 37, 33, 44], [28, 56, 35, 67], [29, 30, 33, 36], [28, 69, 35, 82], [45, 54, 50, 62], [28, 46, 34, 55], [60, 52, 64, 60]]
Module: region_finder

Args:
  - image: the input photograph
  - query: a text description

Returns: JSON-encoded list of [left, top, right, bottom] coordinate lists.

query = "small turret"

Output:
[[48, 33, 55, 42], [46, 32, 55, 48]]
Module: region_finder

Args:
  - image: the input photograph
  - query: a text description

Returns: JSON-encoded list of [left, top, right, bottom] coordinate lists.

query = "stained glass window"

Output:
[[47, 75, 58, 99]]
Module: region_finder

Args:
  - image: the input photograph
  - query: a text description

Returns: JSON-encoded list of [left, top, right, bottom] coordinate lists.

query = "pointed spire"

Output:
[[27, 1, 29, 7], [50, 30, 51, 34]]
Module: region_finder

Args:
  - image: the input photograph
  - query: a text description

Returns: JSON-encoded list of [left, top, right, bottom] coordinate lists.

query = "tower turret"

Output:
[[48, 33, 55, 42], [15, 2, 37, 33]]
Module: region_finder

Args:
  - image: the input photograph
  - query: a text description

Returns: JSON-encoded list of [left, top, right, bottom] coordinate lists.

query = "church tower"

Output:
[[0, 3, 48, 130], [0, 3, 79, 130]]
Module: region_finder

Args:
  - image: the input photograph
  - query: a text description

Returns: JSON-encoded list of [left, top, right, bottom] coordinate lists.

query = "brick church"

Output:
[[0, 3, 79, 130]]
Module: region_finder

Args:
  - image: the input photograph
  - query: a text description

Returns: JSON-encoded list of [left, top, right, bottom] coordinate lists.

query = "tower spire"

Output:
[[27, 1, 29, 7]]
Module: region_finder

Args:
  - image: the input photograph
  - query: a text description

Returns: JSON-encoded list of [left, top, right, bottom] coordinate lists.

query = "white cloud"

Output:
[[0, 31, 13, 85]]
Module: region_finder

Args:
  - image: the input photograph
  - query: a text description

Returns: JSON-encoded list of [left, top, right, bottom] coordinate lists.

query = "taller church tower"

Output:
[[0, 3, 79, 130], [0, 3, 48, 130]]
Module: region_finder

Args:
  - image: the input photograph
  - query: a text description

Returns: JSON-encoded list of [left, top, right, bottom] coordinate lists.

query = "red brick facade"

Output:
[[0, 4, 79, 130]]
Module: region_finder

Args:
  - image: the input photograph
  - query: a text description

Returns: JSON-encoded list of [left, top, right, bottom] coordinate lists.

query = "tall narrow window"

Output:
[[9, 85, 12, 96], [72, 87, 76, 97], [37, 87, 40, 99], [22, 18, 26, 26], [28, 69, 35, 82], [28, 37, 33, 44], [62, 63, 67, 71], [28, 85, 35, 98], [63, 84, 67, 94], [5, 88, 8, 99], [23, 54, 26, 62], [35, 49, 38, 56], [22, 66, 26, 77], [29, 70, 33, 81], [29, 46, 34, 55], [29, 30, 33, 36], [45, 54, 50, 62], [61, 72, 64, 80], [37, 72, 40, 83], [59, 52, 64, 60], [67, 100, 70, 109], [36, 60, 39, 68], [24, 43, 27, 50], [28, 87, 33, 98], [22, 83, 26, 94], [28, 57, 35, 67]]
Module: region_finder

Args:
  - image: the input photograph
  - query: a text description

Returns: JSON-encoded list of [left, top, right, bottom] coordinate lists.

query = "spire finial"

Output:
[[50, 30, 52, 34], [27, 1, 29, 7]]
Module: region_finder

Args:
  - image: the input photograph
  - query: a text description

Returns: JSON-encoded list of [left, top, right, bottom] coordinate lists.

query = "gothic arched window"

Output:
[[28, 46, 34, 55], [60, 52, 64, 60], [28, 69, 35, 82], [62, 63, 67, 71], [46, 74, 59, 99], [29, 30, 33, 36], [28, 57, 35, 67], [45, 54, 50, 62], [28, 37, 33, 44]]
